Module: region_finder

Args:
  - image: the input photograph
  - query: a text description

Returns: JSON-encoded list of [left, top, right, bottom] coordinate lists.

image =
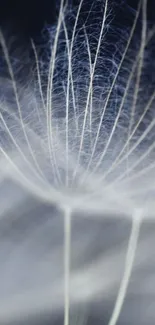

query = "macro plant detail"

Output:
[[0, 0, 155, 324]]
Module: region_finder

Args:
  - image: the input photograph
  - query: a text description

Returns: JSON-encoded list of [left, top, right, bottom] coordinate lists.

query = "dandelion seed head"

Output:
[[0, 6, 154, 219]]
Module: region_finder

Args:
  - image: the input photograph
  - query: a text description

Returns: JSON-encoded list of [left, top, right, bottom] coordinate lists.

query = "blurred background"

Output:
[[0, 0, 154, 45]]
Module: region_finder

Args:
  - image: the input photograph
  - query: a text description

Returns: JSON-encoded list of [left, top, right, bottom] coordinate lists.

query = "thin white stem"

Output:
[[64, 206, 72, 325], [112, 137, 155, 184], [106, 115, 155, 188], [126, 0, 147, 173], [120, 158, 155, 185], [73, 0, 109, 180], [0, 112, 45, 182], [107, 210, 142, 325], [85, 1, 141, 175], [69, 0, 84, 132], [93, 23, 155, 183], [0, 31, 44, 179], [84, 25, 93, 147], [0, 146, 59, 204], [128, 0, 147, 134], [46, 0, 65, 185], [31, 39, 46, 111], [62, 19, 70, 186]]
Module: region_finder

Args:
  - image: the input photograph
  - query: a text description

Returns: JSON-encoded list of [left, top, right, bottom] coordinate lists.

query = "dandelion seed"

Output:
[[0, 0, 155, 324]]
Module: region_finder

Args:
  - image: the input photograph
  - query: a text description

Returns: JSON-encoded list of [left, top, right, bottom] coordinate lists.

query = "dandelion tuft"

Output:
[[0, 0, 155, 324]]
